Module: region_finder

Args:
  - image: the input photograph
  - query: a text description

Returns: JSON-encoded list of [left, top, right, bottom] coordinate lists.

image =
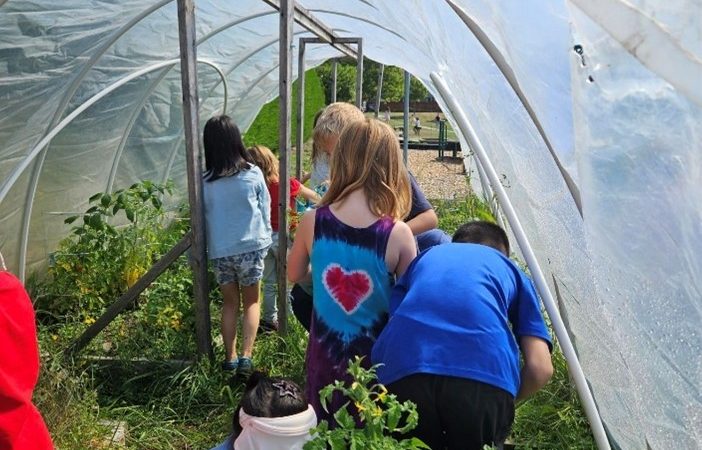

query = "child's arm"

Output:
[[406, 209, 438, 235], [287, 209, 315, 283], [386, 221, 417, 277], [297, 184, 321, 204], [516, 336, 553, 401]]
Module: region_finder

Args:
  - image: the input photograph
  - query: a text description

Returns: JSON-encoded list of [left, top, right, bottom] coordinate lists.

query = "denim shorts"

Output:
[[212, 247, 268, 286]]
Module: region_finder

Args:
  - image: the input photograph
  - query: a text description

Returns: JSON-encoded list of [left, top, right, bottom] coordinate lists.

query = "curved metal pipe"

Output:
[[105, 59, 227, 193], [445, 0, 582, 217], [16, 9, 275, 278], [161, 60, 281, 185], [2, 60, 182, 278], [14, 0, 173, 279], [307, 9, 407, 42], [432, 72, 610, 450], [103, 11, 282, 194], [159, 30, 311, 185]]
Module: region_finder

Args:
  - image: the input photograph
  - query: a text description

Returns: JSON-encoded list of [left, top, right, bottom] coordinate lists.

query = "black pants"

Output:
[[290, 283, 312, 332], [388, 374, 514, 450]]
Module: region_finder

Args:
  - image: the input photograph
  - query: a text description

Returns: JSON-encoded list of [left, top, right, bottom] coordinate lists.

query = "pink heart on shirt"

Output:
[[322, 264, 373, 314]]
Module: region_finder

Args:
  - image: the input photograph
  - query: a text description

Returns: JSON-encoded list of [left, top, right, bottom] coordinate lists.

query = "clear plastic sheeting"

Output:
[[569, 4, 702, 448], [0, 1, 700, 448], [0, 0, 337, 277]]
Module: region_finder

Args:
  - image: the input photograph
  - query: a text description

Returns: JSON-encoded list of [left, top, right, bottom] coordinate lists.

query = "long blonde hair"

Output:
[[247, 145, 279, 184], [319, 118, 411, 220]]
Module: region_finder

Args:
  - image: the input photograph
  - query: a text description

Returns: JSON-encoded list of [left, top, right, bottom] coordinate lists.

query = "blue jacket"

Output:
[[203, 164, 272, 259]]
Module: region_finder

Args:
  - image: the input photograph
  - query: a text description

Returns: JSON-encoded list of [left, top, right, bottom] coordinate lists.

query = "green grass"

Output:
[[243, 69, 325, 152], [36, 320, 312, 449]]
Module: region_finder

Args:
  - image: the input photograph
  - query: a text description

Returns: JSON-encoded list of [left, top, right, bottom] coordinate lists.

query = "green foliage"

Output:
[[511, 342, 596, 449], [363, 61, 405, 102], [304, 357, 429, 450], [317, 60, 358, 103], [34, 181, 175, 320], [433, 193, 496, 237], [317, 59, 428, 104], [243, 69, 325, 151], [34, 348, 108, 448]]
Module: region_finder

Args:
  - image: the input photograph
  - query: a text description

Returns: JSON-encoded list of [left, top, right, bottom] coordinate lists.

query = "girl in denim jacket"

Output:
[[202, 115, 271, 377]]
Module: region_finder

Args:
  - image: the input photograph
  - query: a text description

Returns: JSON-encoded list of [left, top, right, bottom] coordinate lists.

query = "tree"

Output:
[[316, 59, 427, 105]]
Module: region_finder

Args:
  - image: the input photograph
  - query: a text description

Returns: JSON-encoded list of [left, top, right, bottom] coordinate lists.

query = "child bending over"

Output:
[[202, 115, 271, 377], [288, 118, 417, 425], [372, 221, 554, 450]]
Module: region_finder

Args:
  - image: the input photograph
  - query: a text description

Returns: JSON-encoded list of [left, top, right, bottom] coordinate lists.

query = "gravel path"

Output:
[[407, 149, 470, 201]]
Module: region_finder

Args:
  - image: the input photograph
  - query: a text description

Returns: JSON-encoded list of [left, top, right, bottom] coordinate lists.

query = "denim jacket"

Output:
[[203, 164, 272, 259]]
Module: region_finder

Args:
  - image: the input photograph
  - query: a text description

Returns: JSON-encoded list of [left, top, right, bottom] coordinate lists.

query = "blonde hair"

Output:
[[247, 145, 279, 184], [312, 102, 365, 161], [320, 118, 411, 220]]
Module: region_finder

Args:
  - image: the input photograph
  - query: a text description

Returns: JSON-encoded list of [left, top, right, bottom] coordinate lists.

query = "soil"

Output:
[[407, 148, 469, 201]]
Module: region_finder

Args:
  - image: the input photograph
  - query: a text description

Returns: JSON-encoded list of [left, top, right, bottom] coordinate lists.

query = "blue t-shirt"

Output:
[[406, 172, 432, 221], [371, 243, 552, 397]]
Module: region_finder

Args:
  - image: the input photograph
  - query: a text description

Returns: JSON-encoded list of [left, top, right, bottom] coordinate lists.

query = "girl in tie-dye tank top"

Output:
[[288, 118, 417, 426]]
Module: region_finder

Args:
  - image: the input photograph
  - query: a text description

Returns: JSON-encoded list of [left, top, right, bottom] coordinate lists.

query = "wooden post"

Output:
[[296, 39, 306, 180], [403, 70, 410, 164], [277, 0, 293, 335], [331, 59, 337, 102], [177, 0, 213, 360], [374, 64, 384, 118], [355, 40, 363, 108], [65, 234, 192, 357]]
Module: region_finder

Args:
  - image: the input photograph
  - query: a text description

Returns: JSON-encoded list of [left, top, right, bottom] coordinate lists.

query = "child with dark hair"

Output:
[[372, 221, 554, 450], [210, 373, 316, 450], [202, 115, 272, 377]]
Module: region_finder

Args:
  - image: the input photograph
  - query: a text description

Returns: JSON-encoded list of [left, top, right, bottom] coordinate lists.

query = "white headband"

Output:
[[233, 404, 317, 450]]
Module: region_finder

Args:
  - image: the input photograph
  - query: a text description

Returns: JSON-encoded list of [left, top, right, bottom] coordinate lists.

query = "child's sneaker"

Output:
[[258, 320, 279, 333], [222, 359, 239, 372], [236, 357, 254, 378]]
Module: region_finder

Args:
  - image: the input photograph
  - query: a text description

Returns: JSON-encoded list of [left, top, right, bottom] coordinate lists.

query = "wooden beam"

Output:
[[262, 0, 357, 59], [176, 0, 213, 360], [277, 0, 293, 335], [65, 233, 192, 357], [296, 39, 306, 180]]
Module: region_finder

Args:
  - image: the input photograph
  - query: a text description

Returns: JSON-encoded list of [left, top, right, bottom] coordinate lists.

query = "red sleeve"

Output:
[[0, 272, 54, 449], [289, 178, 302, 200]]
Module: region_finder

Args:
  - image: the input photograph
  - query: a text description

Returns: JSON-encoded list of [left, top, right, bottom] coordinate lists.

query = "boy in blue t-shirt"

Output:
[[371, 221, 553, 450]]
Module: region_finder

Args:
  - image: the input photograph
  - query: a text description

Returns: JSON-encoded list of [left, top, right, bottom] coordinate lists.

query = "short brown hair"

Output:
[[319, 118, 411, 220], [312, 102, 365, 155]]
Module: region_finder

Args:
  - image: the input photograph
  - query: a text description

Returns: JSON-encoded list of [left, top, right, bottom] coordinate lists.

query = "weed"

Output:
[[304, 357, 429, 450]]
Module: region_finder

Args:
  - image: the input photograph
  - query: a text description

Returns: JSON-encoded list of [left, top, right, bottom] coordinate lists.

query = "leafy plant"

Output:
[[433, 193, 496, 237], [304, 357, 429, 450], [34, 180, 174, 321]]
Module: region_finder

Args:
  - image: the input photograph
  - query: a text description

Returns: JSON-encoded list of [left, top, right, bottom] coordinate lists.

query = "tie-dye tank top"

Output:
[[306, 205, 395, 425]]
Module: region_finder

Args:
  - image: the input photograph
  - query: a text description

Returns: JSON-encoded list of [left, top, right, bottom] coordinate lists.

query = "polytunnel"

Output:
[[1, 1, 700, 449]]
